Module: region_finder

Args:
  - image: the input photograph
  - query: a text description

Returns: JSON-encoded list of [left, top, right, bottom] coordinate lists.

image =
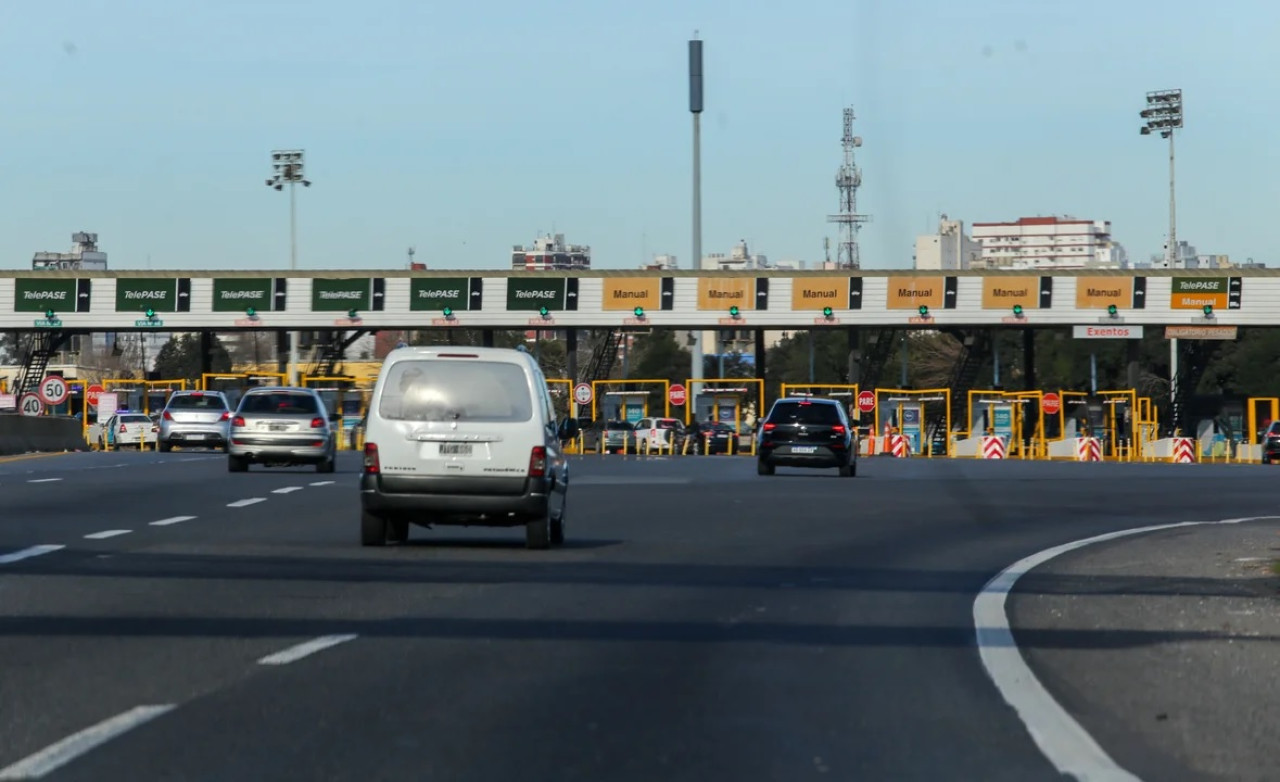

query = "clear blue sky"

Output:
[[0, 0, 1275, 271]]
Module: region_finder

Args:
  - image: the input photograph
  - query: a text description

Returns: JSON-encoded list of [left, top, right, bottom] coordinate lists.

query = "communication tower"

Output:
[[826, 107, 872, 269]]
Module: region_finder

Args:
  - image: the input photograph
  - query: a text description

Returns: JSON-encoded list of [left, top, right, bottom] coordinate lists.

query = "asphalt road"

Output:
[[0, 450, 1276, 781]]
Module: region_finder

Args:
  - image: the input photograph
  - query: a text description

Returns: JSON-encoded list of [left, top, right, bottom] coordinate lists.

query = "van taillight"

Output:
[[528, 446, 547, 477], [363, 443, 380, 474]]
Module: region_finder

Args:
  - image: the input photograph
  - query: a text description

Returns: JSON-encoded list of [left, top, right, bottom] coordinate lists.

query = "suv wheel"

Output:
[[839, 459, 856, 478], [757, 459, 775, 476]]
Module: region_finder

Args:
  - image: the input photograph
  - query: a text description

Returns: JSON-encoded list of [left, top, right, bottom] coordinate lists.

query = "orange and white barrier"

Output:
[[890, 434, 910, 458], [1172, 437, 1196, 463], [981, 436, 1006, 460], [1075, 437, 1102, 462]]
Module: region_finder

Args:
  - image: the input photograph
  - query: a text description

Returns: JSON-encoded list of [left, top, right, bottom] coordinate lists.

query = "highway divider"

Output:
[[0, 414, 89, 456]]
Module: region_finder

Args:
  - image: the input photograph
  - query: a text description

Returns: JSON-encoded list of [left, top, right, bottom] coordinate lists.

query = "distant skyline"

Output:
[[0, 0, 1276, 271]]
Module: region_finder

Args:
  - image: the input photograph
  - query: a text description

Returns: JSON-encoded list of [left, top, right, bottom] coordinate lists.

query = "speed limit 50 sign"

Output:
[[38, 375, 69, 406]]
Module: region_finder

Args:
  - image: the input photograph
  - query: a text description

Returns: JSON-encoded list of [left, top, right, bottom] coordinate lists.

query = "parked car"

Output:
[[632, 417, 688, 453], [601, 420, 635, 454], [100, 411, 158, 449], [226, 387, 338, 474], [756, 397, 857, 477], [358, 346, 579, 549]]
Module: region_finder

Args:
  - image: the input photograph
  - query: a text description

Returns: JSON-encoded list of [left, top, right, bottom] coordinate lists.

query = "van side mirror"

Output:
[[559, 418, 580, 439]]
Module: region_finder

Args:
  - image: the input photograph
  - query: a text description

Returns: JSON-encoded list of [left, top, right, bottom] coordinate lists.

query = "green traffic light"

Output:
[[1012, 304, 1024, 316], [539, 306, 550, 317], [144, 308, 156, 319], [1107, 304, 1118, 316], [442, 306, 453, 318], [1203, 304, 1213, 316], [44, 309, 55, 320], [918, 305, 929, 316], [347, 308, 358, 318], [245, 306, 256, 317], [633, 306, 644, 317], [822, 306, 833, 318], [729, 306, 740, 317]]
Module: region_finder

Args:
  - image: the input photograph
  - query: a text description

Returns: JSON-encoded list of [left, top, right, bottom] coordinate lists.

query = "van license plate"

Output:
[[791, 446, 817, 454], [439, 443, 473, 456]]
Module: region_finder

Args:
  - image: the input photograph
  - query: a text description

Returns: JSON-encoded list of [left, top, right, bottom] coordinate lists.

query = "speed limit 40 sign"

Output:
[[19, 393, 44, 417], [38, 375, 69, 406]]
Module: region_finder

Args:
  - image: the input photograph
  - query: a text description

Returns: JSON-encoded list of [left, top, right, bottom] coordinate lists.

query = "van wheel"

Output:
[[388, 518, 409, 544], [525, 512, 551, 550], [361, 511, 388, 547], [228, 455, 248, 473], [550, 500, 566, 546]]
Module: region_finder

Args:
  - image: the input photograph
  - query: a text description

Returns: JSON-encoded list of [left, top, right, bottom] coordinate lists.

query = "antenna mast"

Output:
[[826, 107, 872, 269]]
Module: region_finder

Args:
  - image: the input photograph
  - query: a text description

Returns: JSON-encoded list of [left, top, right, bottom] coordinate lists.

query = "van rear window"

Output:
[[378, 360, 533, 423]]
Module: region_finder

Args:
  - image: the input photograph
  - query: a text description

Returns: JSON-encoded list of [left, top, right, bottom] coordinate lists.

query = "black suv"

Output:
[[756, 397, 856, 477]]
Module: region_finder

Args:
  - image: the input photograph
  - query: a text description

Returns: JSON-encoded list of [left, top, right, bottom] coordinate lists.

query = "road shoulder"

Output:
[[1008, 518, 1280, 782]]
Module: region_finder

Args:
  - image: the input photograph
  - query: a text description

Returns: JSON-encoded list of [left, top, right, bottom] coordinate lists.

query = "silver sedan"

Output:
[[226, 387, 338, 473]]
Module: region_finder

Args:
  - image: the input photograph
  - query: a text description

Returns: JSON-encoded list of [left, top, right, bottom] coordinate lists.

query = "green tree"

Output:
[[153, 333, 232, 381]]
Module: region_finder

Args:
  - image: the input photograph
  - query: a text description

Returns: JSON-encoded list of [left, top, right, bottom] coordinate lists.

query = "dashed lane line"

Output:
[[226, 498, 267, 508], [258, 634, 359, 666], [83, 530, 132, 540], [309, 481, 336, 487], [149, 516, 197, 527], [271, 486, 304, 495], [0, 545, 65, 566], [26, 478, 62, 484], [0, 704, 176, 780]]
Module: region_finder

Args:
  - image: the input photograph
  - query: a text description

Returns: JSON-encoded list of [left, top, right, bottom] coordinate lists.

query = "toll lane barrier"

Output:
[[981, 436, 1007, 460], [1075, 437, 1102, 462], [1172, 437, 1196, 463], [889, 434, 910, 458]]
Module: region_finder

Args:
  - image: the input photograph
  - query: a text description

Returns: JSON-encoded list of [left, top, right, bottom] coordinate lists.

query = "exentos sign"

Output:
[[1072, 325, 1144, 340]]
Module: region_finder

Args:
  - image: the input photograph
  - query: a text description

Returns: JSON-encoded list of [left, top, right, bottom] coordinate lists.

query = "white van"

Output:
[[359, 345, 579, 549]]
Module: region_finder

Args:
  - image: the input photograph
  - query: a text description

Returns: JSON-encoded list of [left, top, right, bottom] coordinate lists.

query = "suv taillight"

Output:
[[363, 443, 380, 474], [762, 422, 776, 432], [528, 446, 547, 477], [232, 416, 245, 427], [310, 417, 325, 429], [162, 411, 173, 421], [831, 425, 846, 435]]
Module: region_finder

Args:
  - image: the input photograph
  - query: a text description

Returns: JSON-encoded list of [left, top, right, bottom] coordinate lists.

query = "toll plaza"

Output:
[[198, 372, 287, 409], [873, 388, 951, 457], [684, 378, 765, 456], [591, 379, 671, 423]]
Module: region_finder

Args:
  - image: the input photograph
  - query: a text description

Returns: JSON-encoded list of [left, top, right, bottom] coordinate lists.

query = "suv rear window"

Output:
[[166, 394, 227, 411], [769, 402, 843, 425], [240, 392, 321, 416], [378, 360, 533, 423]]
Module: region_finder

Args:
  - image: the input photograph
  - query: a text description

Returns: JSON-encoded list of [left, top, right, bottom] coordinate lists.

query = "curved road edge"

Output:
[[973, 514, 1280, 782]]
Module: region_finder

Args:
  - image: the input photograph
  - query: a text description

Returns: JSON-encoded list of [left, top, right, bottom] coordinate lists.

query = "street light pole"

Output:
[[267, 150, 311, 385], [689, 36, 704, 385], [1140, 89, 1183, 433]]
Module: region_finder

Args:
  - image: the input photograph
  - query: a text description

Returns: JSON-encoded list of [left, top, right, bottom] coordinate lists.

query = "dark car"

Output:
[[756, 397, 856, 476], [1262, 421, 1280, 464], [689, 420, 736, 454]]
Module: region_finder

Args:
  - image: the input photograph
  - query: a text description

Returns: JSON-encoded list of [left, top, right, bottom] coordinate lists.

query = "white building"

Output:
[[31, 232, 109, 271], [700, 240, 768, 271], [914, 215, 982, 270], [969, 216, 1125, 270], [511, 233, 591, 271]]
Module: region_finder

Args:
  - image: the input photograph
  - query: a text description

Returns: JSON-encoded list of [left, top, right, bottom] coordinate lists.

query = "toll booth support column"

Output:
[[1125, 340, 1141, 390], [1022, 329, 1037, 390], [566, 329, 578, 383], [482, 329, 495, 348], [847, 327, 861, 387], [754, 330, 767, 408], [275, 330, 289, 376], [199, 331, 214, 376]]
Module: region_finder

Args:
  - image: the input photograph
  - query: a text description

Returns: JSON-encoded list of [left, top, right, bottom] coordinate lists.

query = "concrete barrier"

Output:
[[0, 414, 89, 456]]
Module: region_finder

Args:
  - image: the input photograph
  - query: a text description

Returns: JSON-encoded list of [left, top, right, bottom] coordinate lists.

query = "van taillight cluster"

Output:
[[528, 446, 547, 477], [363, 443, 380, 474]]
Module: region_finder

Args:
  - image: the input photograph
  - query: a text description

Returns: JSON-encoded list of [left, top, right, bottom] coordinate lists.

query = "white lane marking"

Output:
[[257, 634, 358, 666], [309, 480, 335, 487], [84, 530, 131, 540], [571, 476, 691, 486], [271, 486, 304, 495], [26, 478, 62, 484], [226, 498, 266, 508], [0, 704, 176, 780], [973, 514, 1280, 782], [0, 545, 65, 565], [149, 515, 197, 527]]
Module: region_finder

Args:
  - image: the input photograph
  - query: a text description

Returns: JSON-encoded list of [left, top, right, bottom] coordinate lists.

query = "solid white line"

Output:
[[0, 704, 175, 780], [271, 486, 304, 495], [309, 480, 335, 487], [226, 498, 266, 508], [973, 514, 1280, 782], [257, 634, 358, 666], [26, 478, 62, 484], [0, 545, 65, 565], [149, 515, 196, 527], [84, 530, 131, 540]]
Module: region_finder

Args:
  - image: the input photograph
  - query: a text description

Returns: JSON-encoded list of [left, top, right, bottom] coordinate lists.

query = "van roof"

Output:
[[383, 345, 537, 364]]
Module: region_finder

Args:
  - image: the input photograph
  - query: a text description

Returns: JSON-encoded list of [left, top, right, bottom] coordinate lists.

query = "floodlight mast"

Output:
[[266, 150, 312, 385]]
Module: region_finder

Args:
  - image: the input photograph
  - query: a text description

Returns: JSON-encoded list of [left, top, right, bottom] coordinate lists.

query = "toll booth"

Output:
[[591, 380, 671, 423], [601, 390, 649, 423], [874, 388, 951, 457]]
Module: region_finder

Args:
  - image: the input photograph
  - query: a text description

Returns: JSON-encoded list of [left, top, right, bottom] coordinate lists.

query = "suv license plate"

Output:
[[791, 446, 817, 454], [440, 443, 473, 456]]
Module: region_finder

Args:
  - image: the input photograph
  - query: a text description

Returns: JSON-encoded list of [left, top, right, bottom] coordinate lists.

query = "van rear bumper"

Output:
[[360, 473, 553, 522]]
